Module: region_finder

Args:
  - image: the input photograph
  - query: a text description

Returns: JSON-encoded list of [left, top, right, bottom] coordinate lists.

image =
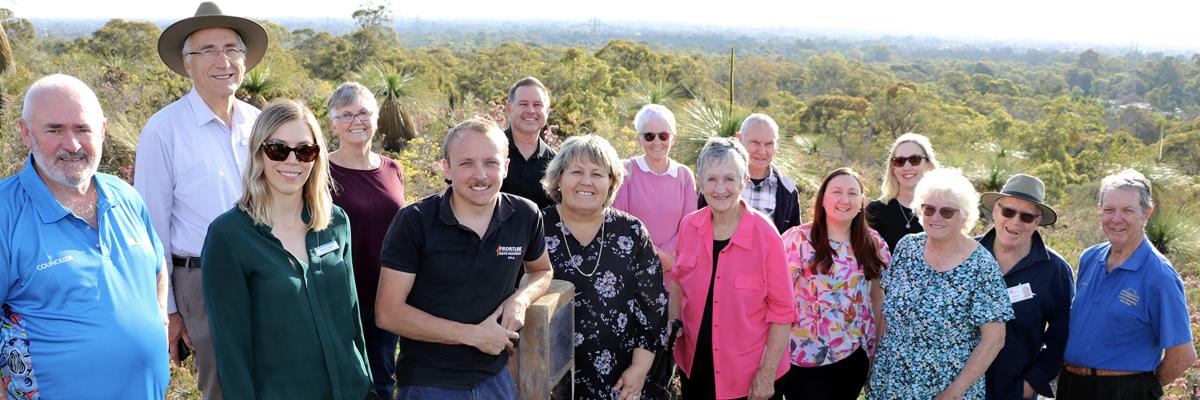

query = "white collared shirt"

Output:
[[134, 89, 260, 312], [633, 155, 681, 177]]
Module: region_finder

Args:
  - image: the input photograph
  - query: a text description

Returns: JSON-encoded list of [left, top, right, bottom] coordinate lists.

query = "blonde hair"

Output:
[[878, 132, 940, 203], [542, 134, 626, 207], [238, 99, 333, 230], [912, 168, 979, 234]]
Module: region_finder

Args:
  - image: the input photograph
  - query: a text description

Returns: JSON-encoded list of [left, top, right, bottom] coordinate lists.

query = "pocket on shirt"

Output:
[[734, 274, 765, 291], [1100, 301, 1149, 346]]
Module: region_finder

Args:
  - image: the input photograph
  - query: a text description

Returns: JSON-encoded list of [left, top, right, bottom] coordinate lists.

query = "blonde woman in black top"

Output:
[[866, 133, 940, 251]]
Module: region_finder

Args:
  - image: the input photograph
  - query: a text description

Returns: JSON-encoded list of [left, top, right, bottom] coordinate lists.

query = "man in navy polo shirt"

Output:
[[1060, 169, 1196, 399], [376, 117, 553, 399], [0, 74, 169, 398]]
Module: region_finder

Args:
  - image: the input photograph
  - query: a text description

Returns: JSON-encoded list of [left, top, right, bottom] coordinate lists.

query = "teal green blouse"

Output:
[[202, 205, 372, 399]]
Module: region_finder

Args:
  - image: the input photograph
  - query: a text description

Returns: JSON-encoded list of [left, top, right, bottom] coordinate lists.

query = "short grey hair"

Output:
[[912, 168, 979, 234], [697, 137, 750, 185], [739, 113, 779, 139], [181, 31, 247, 63], [1099, 169, 1154, 212], [541, 135, 626, 208], [634, 104, 677, 135], [326, 82, 379, 121], [22, 74, 104, 123]]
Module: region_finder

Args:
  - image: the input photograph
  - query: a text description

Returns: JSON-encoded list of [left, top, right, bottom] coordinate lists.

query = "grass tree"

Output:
[[357, 63, 420, 152], [239, 68, 277, 109]]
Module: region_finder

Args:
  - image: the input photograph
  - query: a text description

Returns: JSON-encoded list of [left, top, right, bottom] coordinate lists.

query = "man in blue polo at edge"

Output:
[[1059, 169, 1196, 400], [0, 74, 170, 398]]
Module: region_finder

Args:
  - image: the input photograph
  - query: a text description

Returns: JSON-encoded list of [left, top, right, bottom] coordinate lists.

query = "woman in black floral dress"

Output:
[[540, 134, 668, 400]]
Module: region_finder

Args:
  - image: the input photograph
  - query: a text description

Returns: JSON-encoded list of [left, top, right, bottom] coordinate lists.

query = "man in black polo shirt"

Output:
[[500, 76, 557, 209], [376, 118, 553, 399]]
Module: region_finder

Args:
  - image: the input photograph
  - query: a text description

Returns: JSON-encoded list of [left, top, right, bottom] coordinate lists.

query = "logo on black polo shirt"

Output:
[[497, 245, 523, 260]]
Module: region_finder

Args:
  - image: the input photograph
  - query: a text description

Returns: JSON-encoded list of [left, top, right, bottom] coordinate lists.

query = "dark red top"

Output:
[[330, 156, 406, 314]]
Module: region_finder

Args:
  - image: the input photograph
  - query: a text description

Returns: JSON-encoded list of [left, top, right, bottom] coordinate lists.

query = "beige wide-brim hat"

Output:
[[980, 174, 1058, 226], [157, 2, 268, 77]]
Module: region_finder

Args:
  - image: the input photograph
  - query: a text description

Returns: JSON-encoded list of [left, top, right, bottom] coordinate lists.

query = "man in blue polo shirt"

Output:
[[0, 74, 169, 398], [1060, 169, 1196, 399], [376, 118, 553, 399]]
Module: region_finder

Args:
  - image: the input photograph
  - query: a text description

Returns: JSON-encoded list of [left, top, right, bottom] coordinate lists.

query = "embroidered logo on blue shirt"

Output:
[[1119, 288, 1140, 306], [35, 255, 74, 271]]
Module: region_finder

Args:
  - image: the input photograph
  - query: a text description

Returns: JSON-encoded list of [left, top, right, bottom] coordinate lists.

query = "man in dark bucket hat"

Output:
[[133, 3, 268, 399], [976, 174, 1075, 399]]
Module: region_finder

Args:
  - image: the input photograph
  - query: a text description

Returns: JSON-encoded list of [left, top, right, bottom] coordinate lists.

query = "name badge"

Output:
[[314, 241, 339, 256], [1007, 282, 1034, 304]]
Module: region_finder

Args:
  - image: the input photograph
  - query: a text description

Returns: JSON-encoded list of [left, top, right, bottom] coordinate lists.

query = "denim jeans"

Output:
[[363, 314, 399, 400], [394, 367, 516, 400]]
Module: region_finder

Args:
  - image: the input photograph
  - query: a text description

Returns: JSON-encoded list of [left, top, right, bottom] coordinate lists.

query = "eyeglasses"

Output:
[[261, 141, 320, 162], [185, 47, 246, 61], [921, 204, 960, 219], [998, 205, 1040, 224], [641, 131, 670, 142], [334, 110, 373, 123], [891, 154, 927, 167]]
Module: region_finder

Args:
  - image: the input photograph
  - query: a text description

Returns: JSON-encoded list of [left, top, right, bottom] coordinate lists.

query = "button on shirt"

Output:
[[134, 89, 260, 312], [380, 189, 546, 389], [1064, 237, 1192, 372], [978, 230, 1074, 399], [201, 206, 371, 399], [672, 201, 796, 399], [0, 157, 169, 398]]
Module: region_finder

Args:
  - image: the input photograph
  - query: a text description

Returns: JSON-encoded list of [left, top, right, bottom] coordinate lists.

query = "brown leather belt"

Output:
[[1064, 363, 1146, 377]]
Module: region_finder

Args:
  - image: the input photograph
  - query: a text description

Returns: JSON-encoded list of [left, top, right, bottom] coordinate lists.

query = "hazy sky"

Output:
[[5, 0, 1199, 50]]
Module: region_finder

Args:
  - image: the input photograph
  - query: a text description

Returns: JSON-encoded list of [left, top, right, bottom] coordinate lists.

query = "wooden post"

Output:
[[514, 279, 575, 399]]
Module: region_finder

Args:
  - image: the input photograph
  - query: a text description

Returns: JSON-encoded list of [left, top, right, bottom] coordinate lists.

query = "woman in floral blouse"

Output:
[[781, 168, 890, 400], [867, 168, 1014, 400], [540, 135, 668, 400]]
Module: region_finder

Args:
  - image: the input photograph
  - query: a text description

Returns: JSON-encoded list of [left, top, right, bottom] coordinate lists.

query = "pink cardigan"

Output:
[[672, 202, 796, 399], [611, 156, 697, 257]]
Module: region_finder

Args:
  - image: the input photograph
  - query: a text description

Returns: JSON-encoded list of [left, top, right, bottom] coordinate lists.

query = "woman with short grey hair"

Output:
[[671, 137, 794, 400], [325, 81, 405, 399], [612, 104, 698, 277], [540, 135, 667, 400], [869, 168, 1013, 400]]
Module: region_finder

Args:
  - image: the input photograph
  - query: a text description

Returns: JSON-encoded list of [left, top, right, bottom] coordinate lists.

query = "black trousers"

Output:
[[781, 347, 869, 400], [1057, 368, 1162, 400], [679, 366, 784, 400]]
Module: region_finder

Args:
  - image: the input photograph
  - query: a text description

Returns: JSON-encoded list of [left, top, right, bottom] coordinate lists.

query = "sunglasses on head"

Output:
[[921, 204, 960, 219], [891, 154, 927, 167], [642, 131, 670, 142], [261, 141, 320, 162], [998, 205, 1040, 224]]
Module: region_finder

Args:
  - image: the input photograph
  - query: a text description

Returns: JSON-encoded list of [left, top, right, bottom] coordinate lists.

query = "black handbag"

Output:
[[645, 319, 684, 399]]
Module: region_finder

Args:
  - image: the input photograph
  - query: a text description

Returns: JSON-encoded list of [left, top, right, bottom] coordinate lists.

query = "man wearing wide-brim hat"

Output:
[[132, 3, 267, 399], [974, 174, 1075, 400]]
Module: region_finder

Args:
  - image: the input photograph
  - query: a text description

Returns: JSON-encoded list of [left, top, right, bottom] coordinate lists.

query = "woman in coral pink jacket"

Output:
[[669, 137, 796, 400]]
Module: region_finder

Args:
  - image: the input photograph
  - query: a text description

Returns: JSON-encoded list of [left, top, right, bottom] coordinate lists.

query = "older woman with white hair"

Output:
[[670, 137, 794, 400], [541, 134, 667, 400], [867, 133, 941, 252], [612, 104, 698, 276], [325, 81, 405, 399], [868, 168, 1013, 400], [202, 99, 371, 398]]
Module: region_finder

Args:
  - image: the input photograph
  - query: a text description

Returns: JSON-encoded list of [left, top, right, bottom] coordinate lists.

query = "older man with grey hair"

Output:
[[732, 114, 802, 233], [0, 74, 169, 398], [133, 2, 268, 398], [1059, 169, 1196, 400]]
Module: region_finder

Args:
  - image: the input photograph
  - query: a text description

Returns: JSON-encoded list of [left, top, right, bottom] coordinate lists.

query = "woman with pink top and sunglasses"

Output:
[[612, 104, 698, 277]]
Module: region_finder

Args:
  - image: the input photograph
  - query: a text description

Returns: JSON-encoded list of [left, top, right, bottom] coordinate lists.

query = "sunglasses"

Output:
[[921, 204, 960, 219], [262, 141, 320, 162], [641, 131, 671, 142], [998, 205, 1040, 224], [891, 154, 927, 167]]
